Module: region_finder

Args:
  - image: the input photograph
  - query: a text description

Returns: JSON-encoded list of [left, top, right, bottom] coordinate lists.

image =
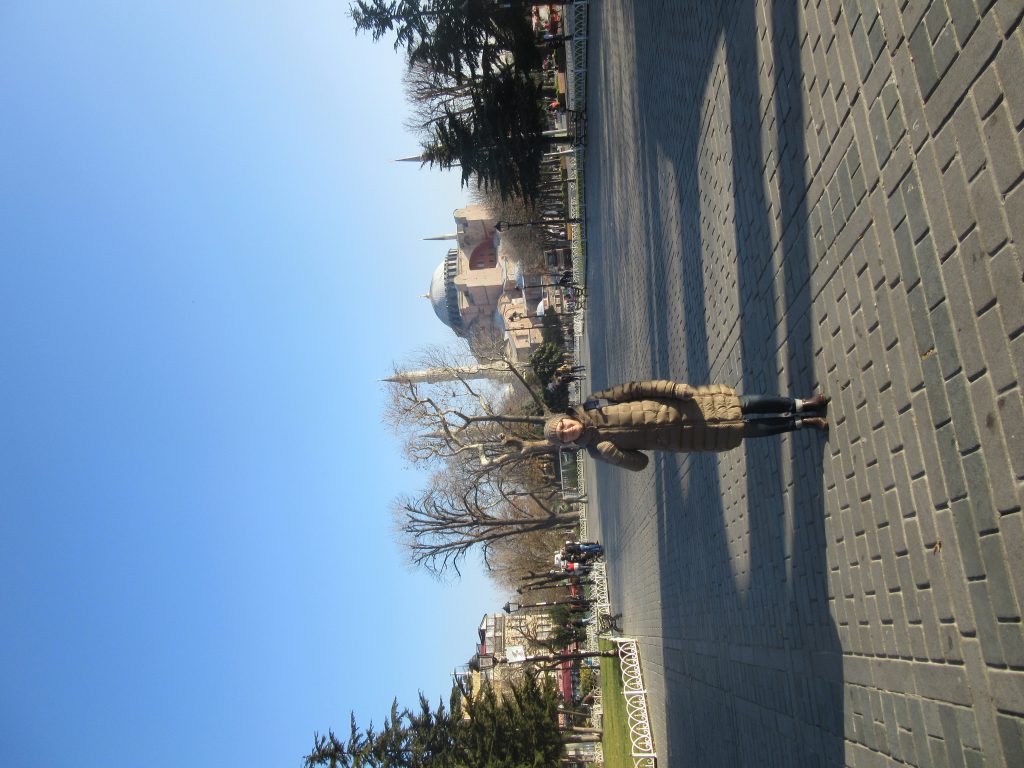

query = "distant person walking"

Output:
[[543, 380, 827, 472], [557, 363, 586, 377], [562, 541, 604, 562]]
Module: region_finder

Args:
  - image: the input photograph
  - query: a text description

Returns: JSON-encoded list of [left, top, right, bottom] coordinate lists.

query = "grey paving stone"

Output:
[[916, 141, 957, 258], [926, 14, 1002, 132], [945, 372, 982, 453], [994, 0, 1024, 35], [961, 451, 998, 531], [933, 25, 960, 83], [903, 523, 934, 590], [983, 102, 1024, 195], [880, 77, 899, 117], [933, 122, 958, 172], [994, 388, 1024, 479], [998, 621, 1024, 670], [968, 375, 1021, 513], [922, 352, 954, 428], [956, 707, 983, 753], [914, 661, 972, 705], [970, 580, 1008, 666], [1012, 332, 1024, 397], [930, 297, 963, 380], [971, 65, 1004, 121], [969, 169, 1011, 258], [996, 714, 1024, 767], [942, 156, 976, 242], [866, 14, 887, 69], [957, 229, 998, 314], [878, 0, 905, 53], [929, 734, 953, 768], [947, 0, 981, 48], [903, 168, 931, 245], [988, 244, 1024, 340], [907, 698, 934, 763], [995, 31, 1024, 129], [927, 548, 958, 623], [963, 748, 984, 768], [978, 306, 1020, 393], [979, 534, 1022, 619], [909, 282, 937, 353], [952, 101, 988, 183], [940, 255, 987, 381], [924, 0, 950, 40], [888, 182, 909, 229], [938, 704, 967, 768], [870, 98, 895, 166], [908, 20, 941, 98]]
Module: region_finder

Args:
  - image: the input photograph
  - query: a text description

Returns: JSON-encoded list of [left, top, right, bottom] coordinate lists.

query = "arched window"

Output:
[[469, 240, 497, 270]]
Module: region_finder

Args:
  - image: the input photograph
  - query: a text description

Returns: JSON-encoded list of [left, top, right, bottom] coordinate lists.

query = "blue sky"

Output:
[[0, 2, 500, 765]]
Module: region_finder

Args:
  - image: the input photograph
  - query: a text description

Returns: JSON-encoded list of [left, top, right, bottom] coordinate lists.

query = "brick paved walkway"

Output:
[[582, 1, 1024, 765]]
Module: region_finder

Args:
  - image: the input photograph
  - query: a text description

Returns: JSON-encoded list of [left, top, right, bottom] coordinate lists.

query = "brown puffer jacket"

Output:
[[567, 380, 744, 471]]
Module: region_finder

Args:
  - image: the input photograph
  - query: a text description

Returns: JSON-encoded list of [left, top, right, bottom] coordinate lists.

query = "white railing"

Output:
[[615, 638, 658, 768], [570, 160, 586, 340], [589, 560, 611, 624], [564, 0, 588, 345], [565, 2, 588, 111]]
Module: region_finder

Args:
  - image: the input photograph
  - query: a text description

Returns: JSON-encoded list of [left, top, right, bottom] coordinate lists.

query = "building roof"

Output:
[[428, 248, 463, 334]]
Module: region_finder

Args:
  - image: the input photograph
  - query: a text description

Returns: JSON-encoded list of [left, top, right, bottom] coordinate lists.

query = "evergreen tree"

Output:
[[353, 1, 562, 200], [546, 604, 586, 649], [529, 343, 563, 386], [351, 0, 540, 80], [420, 64, 553, 200], [306, 673, 562, 768], [458, 673, 563, 768]]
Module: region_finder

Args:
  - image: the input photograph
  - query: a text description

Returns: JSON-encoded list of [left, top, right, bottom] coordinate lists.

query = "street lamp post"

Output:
[[495, 217, 581, 231], [504, 598, 589, 614], [517, 579, 593, 594], [519, 567, 594, 584]]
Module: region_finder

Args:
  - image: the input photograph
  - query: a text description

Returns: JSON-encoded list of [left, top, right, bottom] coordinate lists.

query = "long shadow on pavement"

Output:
[[586, 1, 843, 764]]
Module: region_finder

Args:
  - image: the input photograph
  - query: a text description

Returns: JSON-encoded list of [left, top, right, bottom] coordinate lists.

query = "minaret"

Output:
[[383, 363, 519, 385]]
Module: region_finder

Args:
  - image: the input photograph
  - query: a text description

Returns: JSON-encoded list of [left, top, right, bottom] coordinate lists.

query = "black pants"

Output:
[[739, 394, 796, 414], [742, 415, 799, 437], [740, 395, 799, 438]]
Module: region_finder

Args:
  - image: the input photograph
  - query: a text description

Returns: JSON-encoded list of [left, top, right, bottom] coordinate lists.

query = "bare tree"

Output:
[[402, 59, 478, 134], [393, 473, 577, 576], [383, 339, 579, 576], [383, 340, 555, 471], [485, 526, 568, 593]]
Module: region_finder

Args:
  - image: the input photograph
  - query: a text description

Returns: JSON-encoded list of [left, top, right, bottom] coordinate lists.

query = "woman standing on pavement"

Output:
[[543, 379, 828, 472]]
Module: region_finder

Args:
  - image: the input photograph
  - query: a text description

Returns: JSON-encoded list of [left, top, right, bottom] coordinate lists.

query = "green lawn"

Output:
[[598, 639, 632, 768]]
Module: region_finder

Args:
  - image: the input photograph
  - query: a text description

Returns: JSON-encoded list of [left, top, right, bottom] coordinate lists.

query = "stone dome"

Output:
[[428, 248, 463, 333]]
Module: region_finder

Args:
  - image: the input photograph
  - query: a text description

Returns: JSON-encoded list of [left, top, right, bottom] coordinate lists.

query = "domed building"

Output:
[[429, 250, 465, 335], [427, 204, 551, 361]]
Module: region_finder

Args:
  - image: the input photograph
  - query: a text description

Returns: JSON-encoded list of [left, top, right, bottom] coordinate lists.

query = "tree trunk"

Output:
[[562, 734, 601, 744]]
